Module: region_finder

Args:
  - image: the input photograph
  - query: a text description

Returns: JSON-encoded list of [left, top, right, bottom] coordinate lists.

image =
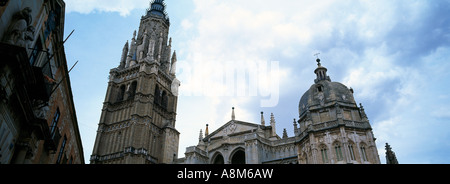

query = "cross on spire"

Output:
[[314, 53, 321, 59]]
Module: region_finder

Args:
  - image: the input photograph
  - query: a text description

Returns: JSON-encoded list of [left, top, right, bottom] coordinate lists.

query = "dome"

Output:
[[298, 80, 356, 116], [298, 59, 356, 117]]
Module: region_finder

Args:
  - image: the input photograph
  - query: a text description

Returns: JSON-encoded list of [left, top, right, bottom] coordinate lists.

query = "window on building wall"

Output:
[[348, 144, 356, 160], [117, 85, 126, 102], [317, 85, 323, 92], [128, 81, 137, 100], [304, 152, 309, 164], [44, 4, 62, 41], [161, 90, 167, 109], [29, 36, 43, 66], [320, 146, 329, 164], [50, 108, 60, 135], [360, 146, 368, 162], [154, 85, 160, 105], [56, 135, 67, 164], [334, 143, 343, 161]]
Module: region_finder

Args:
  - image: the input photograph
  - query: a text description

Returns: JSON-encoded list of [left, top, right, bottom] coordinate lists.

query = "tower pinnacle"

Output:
[[231, 107, 235, 120], [385, 143, 399, 164], [147, 0, 169, 22]]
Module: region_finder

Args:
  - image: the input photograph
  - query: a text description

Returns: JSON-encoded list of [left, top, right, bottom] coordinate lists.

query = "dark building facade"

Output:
[[0, 0, 84, 164]]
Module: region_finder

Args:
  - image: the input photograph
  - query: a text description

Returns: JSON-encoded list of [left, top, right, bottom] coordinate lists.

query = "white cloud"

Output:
[[175, 0, 450, 163], [64, 0, 148, 16], [181, 19, 193, 30], [65, 0, 450, 163]]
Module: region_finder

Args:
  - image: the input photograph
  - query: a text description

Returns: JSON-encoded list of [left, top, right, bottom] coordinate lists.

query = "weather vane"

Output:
[[314, 53, 320, 59]]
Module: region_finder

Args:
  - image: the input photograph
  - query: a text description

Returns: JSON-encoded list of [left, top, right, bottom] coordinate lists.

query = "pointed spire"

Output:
[[270, 113, 275, 124], [199, 129, 203, 141], [119, 40, 129, 69], [293, 118, 298, 134], [170, 50, 177, 75], [126, 30, 137, 67], [385, 143, 399, 164], [260, 111, 265, 126], [270, 113, 276, 137], [360, 103, 368, 121], [282, 128, 288, 139], [231, 107, 235, 120], [205, 124, 209, 137]]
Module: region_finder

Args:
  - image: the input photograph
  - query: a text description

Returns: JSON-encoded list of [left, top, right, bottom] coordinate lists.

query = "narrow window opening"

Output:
[[361, 146, 368, 161], [321, 147, 329, 163], [335, 145, 343, 161], [318, 86, 323, 92], [348, 145, 355, 160], [128, 81, 137, 100]]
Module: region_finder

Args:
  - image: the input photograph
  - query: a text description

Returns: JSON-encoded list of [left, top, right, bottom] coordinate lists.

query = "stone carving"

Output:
[[228, 121, 237, 134], [32, 101, 49, 120], [2, 7, 35, 48]]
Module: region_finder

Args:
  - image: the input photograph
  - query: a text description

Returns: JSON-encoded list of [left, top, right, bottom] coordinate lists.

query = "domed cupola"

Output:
[[298, 58, 357, 118], [295, 57, 381, 164], [314, 58, 331, 83]]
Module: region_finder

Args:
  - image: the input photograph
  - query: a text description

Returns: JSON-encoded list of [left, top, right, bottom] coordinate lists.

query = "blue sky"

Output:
[[63, 0, 450, 164]]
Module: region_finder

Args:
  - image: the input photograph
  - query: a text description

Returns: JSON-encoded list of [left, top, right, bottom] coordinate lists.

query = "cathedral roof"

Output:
[[298, 59, 357, 117]]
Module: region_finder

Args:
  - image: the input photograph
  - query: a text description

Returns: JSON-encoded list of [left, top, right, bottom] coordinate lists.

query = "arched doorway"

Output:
[[212, 153, 224, 164], [230, 149, 246, 164]]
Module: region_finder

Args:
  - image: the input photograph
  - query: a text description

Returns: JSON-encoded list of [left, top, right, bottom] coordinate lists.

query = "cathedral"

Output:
[[91, 0, 381, 164], [90, 0, 180, 164], [177, 58, 381, 164]]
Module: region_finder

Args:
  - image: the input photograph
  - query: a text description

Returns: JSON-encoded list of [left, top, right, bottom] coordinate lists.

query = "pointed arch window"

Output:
[[320, 145, 329, 164], [360, 145, 368, 162], [154, 85, 161, 105], [161, 90, 168, 109], [348, 144, 356, 161], [117, 85, 126, 102], [334, 142, 343, 161], [128, 81, 137, 100]]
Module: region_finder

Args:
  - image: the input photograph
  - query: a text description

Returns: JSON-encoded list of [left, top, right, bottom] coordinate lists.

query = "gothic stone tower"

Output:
[[90, 0, 181, 164], [295, 58, 380, 164]]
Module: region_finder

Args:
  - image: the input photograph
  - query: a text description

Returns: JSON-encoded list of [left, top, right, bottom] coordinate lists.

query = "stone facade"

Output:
[[90, 0, 181, 164], [177, 59, 381, 164], [295, 59, 380, 164], [0, 0, 84, 164], [176, 110, 298, 164]]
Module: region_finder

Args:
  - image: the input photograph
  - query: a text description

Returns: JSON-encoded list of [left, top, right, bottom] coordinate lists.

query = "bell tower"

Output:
[[90, 0, 181, 164]]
